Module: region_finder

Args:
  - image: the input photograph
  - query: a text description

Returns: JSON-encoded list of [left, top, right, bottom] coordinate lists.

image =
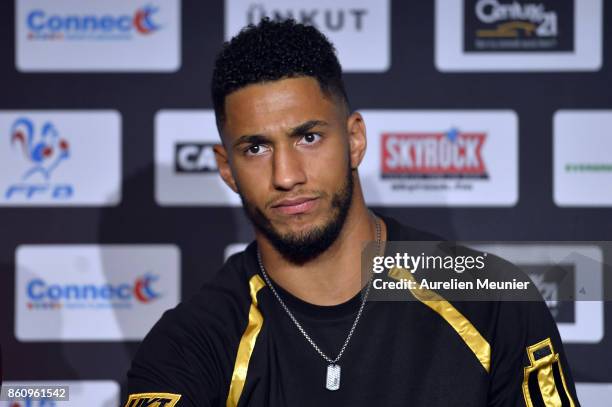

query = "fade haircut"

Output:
[[211, 18, 350, 130]]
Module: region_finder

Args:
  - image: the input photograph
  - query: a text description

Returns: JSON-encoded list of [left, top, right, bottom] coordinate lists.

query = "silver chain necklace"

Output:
[[256, 214, 381, 391]]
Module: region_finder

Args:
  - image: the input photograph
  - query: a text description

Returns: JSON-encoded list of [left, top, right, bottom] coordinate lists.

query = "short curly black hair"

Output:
[[211, 18, 350, 129]]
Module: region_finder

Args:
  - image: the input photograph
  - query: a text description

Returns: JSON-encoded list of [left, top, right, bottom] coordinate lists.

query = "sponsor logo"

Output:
[[0, 111, 121, 206], [5, 117, 73, 201], [381, 129, 488, 179], [155, 110, 241, 206], [435, 0, 602, 71], [15, 245, 180, 341], [464, 0, 574, 52], [576, 383, 612, 407], [522, 264, 576, 321], [470, 243, 604, 343], [380, 128, 489, 192], [554, 111, 612, 206], [16, 0, 180, 72], [359, 110, 518, 206], [564, 163, 612, 173], [6, 400, 57, 407], [530, 273, 560, 315], [174, 143, 217, 173], [25, 273, 160, 310], [26, 5, 161, 41], [245, 4, 368, 33], [124, 393, 181, 407], [225, 0, 390, 72]]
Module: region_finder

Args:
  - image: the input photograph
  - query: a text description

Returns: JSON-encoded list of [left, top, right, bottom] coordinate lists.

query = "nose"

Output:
[[272, 144, 306, 191]]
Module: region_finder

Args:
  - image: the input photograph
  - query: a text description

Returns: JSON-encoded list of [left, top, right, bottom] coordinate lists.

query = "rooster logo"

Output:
[[10, 118, 70, 181]]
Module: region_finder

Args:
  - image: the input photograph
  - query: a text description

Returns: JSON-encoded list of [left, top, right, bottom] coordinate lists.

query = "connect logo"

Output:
[[134, 5, 160, 34], [8, 401, 56, 407], [5, 117, 74, 201], [26, 5, 161, 41], [134, 274, 161, 303], [16, 245, 179, 341], [25, 273, 161, 310]]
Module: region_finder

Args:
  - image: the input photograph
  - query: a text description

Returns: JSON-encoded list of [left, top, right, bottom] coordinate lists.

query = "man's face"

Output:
[[215, 77, 364, 264]]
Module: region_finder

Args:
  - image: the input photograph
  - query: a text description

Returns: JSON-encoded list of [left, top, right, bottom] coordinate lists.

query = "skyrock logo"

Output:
[[26, 5, 161, 41], [25, 273, 160, 310], [381, 129, 489, 179]]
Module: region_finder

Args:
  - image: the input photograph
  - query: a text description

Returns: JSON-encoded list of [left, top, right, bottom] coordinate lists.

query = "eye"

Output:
[[245, 143, 270, 156], [298, 133, 322, 145]]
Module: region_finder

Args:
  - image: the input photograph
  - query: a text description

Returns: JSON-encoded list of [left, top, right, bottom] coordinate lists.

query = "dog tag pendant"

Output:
[[326, 364, 341, 390]]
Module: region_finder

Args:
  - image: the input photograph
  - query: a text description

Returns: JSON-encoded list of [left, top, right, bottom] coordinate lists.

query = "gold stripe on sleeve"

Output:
[[226, 274, 266, 407], [388, 266, 491, 373], [522, 337, 576, 407]]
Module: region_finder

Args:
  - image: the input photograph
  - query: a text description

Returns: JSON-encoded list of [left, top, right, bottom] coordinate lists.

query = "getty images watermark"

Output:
[[361, 241, 608, 302], [0, 385, 69, 402]]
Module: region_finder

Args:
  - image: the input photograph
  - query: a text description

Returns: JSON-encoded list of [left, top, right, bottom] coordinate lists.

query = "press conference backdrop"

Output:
[[1, 0, 611, 405]]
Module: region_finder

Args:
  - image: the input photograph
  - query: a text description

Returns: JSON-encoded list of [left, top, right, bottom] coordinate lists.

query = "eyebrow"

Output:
[[232, 120, 329, 149], [290, 119, 329, 136]]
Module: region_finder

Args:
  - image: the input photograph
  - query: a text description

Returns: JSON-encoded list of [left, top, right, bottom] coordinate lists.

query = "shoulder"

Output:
[[378, 213, 444, 241], [372, 213, 578, 401], [155, 242, 257, 335], [126, 242, 260, 402], [144, 241, 260, 349]]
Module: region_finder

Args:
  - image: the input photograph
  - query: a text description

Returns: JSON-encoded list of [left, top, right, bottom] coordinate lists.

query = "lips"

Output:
[[271, 196, 319, 215]]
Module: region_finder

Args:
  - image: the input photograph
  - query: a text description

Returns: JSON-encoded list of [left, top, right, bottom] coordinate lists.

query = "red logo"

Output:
[[381, 129, 488, 179]]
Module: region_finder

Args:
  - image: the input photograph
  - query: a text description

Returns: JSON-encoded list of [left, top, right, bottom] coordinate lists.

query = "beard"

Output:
[[238, 164, 354, 265]]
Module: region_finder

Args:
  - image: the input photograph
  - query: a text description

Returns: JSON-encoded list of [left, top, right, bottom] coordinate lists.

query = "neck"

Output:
[[256, 182, 387, 306]]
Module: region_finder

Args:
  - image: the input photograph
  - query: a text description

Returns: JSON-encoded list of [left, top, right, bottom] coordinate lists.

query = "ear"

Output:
[[346, 111, 367, 169], [213, 143, 239, 193]]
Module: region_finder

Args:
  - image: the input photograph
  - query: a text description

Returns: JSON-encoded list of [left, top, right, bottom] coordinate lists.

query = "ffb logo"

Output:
[[5, 117, 73, 200]]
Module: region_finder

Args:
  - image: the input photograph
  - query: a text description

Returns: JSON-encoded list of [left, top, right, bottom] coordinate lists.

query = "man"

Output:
[[125, 19, 579, 406]]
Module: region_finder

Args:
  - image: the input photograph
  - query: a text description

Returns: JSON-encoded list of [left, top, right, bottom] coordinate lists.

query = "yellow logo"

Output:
[[124, 392, 181, 407]]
